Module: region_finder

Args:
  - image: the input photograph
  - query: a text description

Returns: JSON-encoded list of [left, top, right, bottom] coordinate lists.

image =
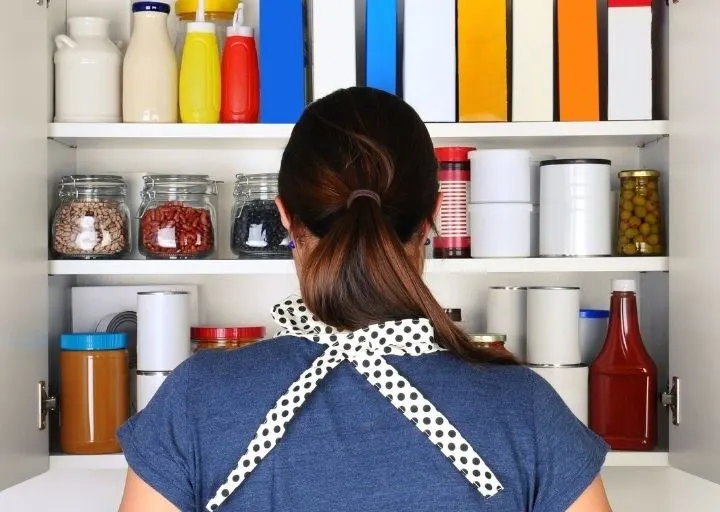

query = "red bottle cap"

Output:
[[435, 146, 474, 163], [191, 326, 266, 341]]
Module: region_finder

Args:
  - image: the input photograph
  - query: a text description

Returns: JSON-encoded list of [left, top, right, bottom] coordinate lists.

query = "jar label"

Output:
[[158, 227, 177, 248], [436, 173, 470, 244]]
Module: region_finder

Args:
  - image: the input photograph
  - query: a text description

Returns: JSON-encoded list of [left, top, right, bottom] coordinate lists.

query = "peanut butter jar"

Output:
[[59, 333, 129, 454]]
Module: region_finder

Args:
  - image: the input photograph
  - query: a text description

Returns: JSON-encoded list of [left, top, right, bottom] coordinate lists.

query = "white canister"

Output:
[[486, 287, 527, 360], [137, 291, 191, 372], [579, 309, 609, 364], [526, 286, 581, 365], [528, 364, 589, 425], [469, 149, 533, 203], [470, 203, 538, 258], [54, 17, 122, 123], [136, 371, 171, 411], [539, 158, 612, 256]]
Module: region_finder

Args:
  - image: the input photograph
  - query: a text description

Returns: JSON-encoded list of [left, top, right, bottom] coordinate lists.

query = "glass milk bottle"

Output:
[[123, 2, 178, 123]]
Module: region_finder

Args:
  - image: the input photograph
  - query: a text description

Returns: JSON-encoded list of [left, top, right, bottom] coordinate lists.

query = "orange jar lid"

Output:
[[175, 0, 239, 16], [192, 326, 265, 342]]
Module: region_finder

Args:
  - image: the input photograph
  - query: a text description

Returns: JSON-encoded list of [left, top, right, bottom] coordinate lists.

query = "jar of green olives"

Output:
[[616, 170, 664, 256]]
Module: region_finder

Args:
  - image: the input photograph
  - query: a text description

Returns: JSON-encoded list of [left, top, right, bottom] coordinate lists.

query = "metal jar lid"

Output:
[[137, 291, 190, 296], [618, 169, 660, 178], [489, 286, 528, 290], [470, 334, 507, 344], [539, 158, 611, 166]]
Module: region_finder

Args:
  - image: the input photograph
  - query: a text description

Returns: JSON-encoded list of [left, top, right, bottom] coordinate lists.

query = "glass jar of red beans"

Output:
[[138, 175, 217, 259]]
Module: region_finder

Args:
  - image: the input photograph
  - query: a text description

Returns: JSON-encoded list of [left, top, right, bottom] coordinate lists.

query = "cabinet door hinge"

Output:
[[662, 376, 680, 426], [37, 381, 57, 431]]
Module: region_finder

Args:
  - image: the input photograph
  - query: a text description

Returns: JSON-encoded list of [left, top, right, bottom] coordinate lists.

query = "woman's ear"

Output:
[[275, 197, 292, 232]]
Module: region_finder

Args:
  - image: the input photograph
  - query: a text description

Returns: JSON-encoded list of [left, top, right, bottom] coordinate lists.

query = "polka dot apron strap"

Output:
[[205, 298, 503, 511]]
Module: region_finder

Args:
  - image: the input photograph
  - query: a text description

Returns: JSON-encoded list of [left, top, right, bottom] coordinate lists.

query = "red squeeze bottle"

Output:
[[221, 6, 259, 123], [589, 279, 657, 451]]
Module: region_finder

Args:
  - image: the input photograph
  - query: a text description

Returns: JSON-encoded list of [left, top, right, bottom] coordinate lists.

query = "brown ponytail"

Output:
[[279, 87, 516, 365]]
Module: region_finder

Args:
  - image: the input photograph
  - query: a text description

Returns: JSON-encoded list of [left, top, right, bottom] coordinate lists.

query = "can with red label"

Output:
[[434, 147, 473, 258]]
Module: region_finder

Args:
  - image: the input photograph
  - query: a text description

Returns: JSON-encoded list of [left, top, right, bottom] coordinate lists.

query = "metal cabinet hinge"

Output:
[[662, 377, 680, 426], [37, 381, 57, 431]]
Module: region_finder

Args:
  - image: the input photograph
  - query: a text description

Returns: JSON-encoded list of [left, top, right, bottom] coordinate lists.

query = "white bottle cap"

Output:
[[612, 279, 636, 293]]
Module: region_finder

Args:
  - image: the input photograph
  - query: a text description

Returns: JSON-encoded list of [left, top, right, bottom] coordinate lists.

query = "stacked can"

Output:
[[433, 147, 473, 258], [136, 291, 192, 411], [525, 286, 588, 425], [469, 149, 538, 257]]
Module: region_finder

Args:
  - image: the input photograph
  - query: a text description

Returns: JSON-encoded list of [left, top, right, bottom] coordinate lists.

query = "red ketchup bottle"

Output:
[[589, 279, 657, 450], [221, 5, 259, 123]]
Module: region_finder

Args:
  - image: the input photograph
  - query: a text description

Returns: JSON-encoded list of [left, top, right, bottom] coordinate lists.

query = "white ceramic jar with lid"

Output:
[[54, 17, 121, 123], [123, 2, 178, 123]]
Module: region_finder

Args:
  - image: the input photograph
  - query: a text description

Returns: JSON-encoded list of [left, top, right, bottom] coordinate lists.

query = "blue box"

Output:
[[366, 0, 397, 94]]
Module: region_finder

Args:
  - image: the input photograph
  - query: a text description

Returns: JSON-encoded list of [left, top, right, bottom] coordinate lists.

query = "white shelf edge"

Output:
[[48, 451, 669, 470], [48, 120, 669, 145], [48, 257, 668, 276]]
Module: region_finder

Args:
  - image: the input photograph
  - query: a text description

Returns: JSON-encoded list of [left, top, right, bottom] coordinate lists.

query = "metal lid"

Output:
[[233, 173, 279, 198], [489, 286, 527, 290], [61, 332, 127, 351], [141, 174, 218, 198], [191, 326, 266, 341], [470, 334, 507, 343], [527, 286, 581, 290], [57, 175, 127, 198], [526, 363, 588, 369], [137, 290, 190, 296], [618, 169, 660, 178], [539, 158, 611, 166]]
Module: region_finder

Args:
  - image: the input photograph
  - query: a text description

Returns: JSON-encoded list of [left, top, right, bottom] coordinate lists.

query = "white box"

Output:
[[403, 0, 456, 122], [512, 0, 554, 122], [608, 5, 653, 120], [310, 0, 357, 100]]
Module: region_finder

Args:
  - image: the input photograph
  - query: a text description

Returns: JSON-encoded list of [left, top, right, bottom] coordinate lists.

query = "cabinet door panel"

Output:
[[0, 0, 49, 491], [669, 0, 720, 484]]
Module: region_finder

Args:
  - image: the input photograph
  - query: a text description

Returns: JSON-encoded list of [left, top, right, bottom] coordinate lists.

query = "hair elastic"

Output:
[[346, 189, 381, 209]]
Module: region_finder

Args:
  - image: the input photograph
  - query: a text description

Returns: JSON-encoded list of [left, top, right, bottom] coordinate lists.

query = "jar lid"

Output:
[[133, 2, 171, 14], [470, 334, 506, 343], [539, 158, 611, 166], [444, 308, 462, 322], [61, 332, 128, 351], [579, 309, 610, 319], [142, 174, 218, 197], [233, 173, 279, 197], [435, 147, 474, 162], [191, 326, 266, 341], [58, 175, 127, 198], [618, 169, 660, 178], [176, 0, 238, 15]]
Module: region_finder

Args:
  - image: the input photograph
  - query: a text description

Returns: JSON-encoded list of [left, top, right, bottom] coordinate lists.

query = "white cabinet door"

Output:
[[0, 0, 49, 491], [669, 0, 720, 484]]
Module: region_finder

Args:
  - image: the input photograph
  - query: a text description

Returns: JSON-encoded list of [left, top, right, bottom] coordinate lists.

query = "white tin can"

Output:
[[528, 364, 589, 425], [469, 149, 533, 203], [137, 291, 191, 372], [539, 158, 612, 256], [526, 286, 581, 365], [487, 286, 527, 360], [136, 371, 171, 411], [470, 203, 538, 258]]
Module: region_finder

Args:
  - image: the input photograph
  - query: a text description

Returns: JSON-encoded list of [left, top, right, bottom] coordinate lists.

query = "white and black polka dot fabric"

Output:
[[206, 297, 504, 511]]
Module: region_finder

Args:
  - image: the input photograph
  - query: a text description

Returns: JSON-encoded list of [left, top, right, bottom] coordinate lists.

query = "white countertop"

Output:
[[2, 466, 719, 511]]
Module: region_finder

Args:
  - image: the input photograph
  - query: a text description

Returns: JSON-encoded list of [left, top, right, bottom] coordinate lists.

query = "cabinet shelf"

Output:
[[47, 451, 669, 470], [48, 121, 669, 150], [48, 257, 668, 276]]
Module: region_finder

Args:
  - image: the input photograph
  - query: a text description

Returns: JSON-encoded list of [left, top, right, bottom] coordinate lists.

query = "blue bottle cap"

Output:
[[579, 309, 610, 319], [133, 2, 171, 14], [61, 333, 128, 351]]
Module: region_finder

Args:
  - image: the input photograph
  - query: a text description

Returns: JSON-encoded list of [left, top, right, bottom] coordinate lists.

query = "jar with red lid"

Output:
[[434, 147, 473, 258], [191, 326, 266, 351]]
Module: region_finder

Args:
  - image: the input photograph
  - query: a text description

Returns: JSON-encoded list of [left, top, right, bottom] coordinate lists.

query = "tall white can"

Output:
[[486, 286, 527, 360], [528, 364, 589, 425], [137, 291, 191, 372], [526, 286, 581, 365], [539, 158, 612, 256], [469, 149, 533, 203], [136, 371, 171, 411], [470, 203, 538, 258]]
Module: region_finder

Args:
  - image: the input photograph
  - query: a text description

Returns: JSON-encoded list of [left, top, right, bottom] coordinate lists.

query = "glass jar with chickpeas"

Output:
[[616, 170, 664, 256]]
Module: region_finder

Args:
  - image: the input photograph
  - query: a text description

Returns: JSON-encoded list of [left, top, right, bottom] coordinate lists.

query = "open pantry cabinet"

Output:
[[1, 0, 720, 510]]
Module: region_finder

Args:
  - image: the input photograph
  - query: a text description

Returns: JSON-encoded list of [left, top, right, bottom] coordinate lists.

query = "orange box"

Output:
[[558, 0, 600, 121], [458, 0, 508, 122]]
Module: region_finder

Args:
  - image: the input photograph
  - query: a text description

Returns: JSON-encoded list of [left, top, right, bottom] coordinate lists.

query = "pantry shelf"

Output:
[[47, 121, 669, 150], [48, 257, 668, 276], [47, 450, 669, 471]]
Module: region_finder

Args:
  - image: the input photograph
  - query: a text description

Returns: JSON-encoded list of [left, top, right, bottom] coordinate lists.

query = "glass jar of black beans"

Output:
[[231, 173, 291, 259]]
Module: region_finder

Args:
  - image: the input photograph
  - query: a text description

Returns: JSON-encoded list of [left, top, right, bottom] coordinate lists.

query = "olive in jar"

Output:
[[616, 170, 664, 256]]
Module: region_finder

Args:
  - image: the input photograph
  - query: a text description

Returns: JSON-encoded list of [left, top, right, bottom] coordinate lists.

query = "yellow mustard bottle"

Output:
[[179, 22, 221, 123]]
